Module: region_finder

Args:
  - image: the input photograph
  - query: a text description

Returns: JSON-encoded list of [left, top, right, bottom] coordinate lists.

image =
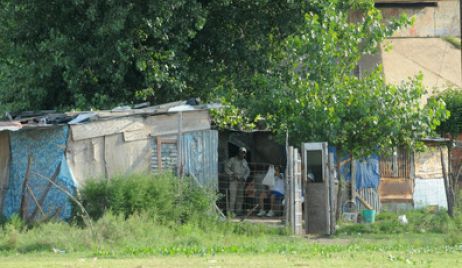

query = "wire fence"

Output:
[[217, 162, 286, 218]]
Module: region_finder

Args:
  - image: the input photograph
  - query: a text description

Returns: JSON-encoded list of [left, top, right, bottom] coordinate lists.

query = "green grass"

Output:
[[1, 173, 462, 266], [0, 236, 461, 268]]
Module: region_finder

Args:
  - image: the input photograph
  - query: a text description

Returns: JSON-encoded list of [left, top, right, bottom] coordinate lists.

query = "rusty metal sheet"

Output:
[[379, 178, 413, 202]]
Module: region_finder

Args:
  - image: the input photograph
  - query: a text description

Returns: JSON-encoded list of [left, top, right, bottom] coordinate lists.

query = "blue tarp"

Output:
[[333, 148, 380, 190], [3, 126, 76, 220]]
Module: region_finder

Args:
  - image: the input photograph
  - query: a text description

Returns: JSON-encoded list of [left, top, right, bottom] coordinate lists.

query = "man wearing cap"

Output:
[[225, 147, 250, 216]]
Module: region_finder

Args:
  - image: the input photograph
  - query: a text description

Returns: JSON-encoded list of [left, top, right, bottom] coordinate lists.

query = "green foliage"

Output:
[[0, 1, 208, 111], [0, 0, 309, 112], [435, 88, 462, 136], [222, 0, 448, 157], [78, 173, 217, 224]]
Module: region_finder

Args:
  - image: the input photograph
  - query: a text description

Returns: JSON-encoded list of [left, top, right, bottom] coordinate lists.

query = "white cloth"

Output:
[[272, 176, 285, 195], [262, 165, 275, 187]]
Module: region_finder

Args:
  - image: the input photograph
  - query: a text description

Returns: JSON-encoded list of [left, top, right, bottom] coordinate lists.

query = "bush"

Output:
[[78, 173, 218, 224]]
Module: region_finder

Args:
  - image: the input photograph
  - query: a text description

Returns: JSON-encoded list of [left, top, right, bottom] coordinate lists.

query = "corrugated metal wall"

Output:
[[182, 130, 218, 189]]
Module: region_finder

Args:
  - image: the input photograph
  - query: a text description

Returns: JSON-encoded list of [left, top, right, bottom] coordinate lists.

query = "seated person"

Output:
[[257, 166, 284, 217], [243, 178, 257, 213]]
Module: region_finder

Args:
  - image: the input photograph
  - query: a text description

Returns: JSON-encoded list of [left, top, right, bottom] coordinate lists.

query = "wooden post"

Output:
[[350, 156, 356, 202], [286, 146, 293, 230], [441, 146, 454, 217], [323, 143, 330, 235], [177, 112, 183, 179], [294, 148, 303, 235], [328, 152, 336, 235]]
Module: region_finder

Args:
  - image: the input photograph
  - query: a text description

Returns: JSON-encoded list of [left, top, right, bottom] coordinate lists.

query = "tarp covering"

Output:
[[2, 126, 76, 220], [338, 152, 380, 190], [414, 179, 448, 209]]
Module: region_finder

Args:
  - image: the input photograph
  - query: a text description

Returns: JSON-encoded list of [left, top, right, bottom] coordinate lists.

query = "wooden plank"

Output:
[[379, 177, 414, 202], [146, 110, 211, 137], [66, 137, 107, 184], [71, 117, 146, 141], [356, 194, 373, 210], [123, 129, 151, 142]]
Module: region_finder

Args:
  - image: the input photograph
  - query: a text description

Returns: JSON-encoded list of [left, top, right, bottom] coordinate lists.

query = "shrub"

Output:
[[78, 173, 218, 224]]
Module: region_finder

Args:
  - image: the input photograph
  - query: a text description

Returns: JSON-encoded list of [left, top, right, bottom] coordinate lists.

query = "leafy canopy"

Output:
[[217, 0, 448, 156], [435, 88, 462, 137], [0, 0, 307, 112]]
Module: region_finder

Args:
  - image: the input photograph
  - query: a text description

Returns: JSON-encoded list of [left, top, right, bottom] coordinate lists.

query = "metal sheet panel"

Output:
[[3, 126, 76, 220], [414, 178, 448, 209], [182, 130, 218, 189]]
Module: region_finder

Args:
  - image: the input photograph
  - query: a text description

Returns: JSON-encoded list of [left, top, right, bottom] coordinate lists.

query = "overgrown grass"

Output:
[[1, 212, 460, 257], [77, 173, 218, 225], [0, 174, 462, 257], [0, 173, 291, 256]]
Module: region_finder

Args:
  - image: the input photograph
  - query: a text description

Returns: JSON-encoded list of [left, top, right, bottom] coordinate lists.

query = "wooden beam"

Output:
[[356, 194, 374, 210]]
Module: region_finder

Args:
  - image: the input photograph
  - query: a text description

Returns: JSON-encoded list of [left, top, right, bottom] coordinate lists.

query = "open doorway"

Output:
[[217, 130, 286, 220]]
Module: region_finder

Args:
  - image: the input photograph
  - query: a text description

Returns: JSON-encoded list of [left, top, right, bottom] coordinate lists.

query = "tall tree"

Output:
[[0, 0, 308, 112], [218, 0, 448, 156], [0, 1, 208, 111]]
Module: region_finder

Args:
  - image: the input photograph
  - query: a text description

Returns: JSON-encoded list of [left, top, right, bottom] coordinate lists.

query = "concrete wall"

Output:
[[379, 0, 460, 37]]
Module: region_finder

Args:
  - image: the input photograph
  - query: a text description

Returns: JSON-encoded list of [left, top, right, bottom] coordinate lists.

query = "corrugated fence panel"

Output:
[[182, 130, 218, 189]]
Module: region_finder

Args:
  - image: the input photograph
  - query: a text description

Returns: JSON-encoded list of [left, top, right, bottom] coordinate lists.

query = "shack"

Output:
[[379, 139, 450, 211], [0, 101, 218, 221]]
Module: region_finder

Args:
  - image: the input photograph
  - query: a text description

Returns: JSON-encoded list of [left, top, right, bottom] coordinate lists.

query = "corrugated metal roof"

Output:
[[0, 122, 22, 131]]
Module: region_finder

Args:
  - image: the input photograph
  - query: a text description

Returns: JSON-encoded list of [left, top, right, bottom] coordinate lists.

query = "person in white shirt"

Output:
[[257, 166, 284, 217], [225, 147, 250, 216]]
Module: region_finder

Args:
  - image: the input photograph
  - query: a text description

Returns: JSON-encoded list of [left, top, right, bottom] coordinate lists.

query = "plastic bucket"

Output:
[[361, 209, 376, 223]]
